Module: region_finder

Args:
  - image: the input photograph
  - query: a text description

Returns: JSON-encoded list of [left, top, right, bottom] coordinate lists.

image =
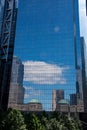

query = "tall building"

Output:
[[1, 0, 86, 112], [0, 0, 18, 110], [52, 90, 64, 111], [8, 56, 25, 108]]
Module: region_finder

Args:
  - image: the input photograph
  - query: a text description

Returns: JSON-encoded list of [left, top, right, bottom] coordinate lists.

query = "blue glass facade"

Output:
[[1, 0, 86, 112], [12, 0, 84, 112]]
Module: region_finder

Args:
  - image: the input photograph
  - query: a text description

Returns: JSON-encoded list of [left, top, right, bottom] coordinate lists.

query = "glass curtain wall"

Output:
[[8, 0, 85, 112]]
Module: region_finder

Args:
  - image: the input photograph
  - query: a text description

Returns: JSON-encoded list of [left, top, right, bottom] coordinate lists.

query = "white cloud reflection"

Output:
[[23, 61, 68, 85]]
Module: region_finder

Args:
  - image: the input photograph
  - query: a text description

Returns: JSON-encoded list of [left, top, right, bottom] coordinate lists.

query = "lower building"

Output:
[[52, 90, 64, 111], [56, 99, 84, 113], [56, 99, 69, 112], [8, 99, 43, 112]]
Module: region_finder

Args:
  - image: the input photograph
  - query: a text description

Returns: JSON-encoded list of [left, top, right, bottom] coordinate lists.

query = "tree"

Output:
[[2, 108, 27, 130], [25, 113, 44, 130], [61, 115, 82, 130], [0, 108, 5, 130], [41, 113, 82, 130], [42, 117, 67, 130]]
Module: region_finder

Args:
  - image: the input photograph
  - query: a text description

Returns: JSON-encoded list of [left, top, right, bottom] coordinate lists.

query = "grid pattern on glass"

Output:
[[7, 0, 87, 112]]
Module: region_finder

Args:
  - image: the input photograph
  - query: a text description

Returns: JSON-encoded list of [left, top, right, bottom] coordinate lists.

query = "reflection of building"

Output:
[[8, 99, 43, 112], [56, 99, 69, 112], [0, 0, 18, 110], [70, 94, 77, 105], [8, 56, 25, 107], [75, 37, 87, 112], [27, 99, 43, 111], [76, 66, 83, 100], [80, 37, 87, 112], [56, 99, 84, 113], [10, 56, 24, 87], [52, 90, 64, 111]]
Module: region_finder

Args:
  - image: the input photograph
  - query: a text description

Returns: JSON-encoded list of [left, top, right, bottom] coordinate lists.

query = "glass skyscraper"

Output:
[[0, 0, 18, 110], [0, 0, 86, 112], [13, 0, 85, 112]]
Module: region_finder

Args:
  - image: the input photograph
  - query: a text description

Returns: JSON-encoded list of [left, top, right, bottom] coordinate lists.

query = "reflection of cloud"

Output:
[[24, 86, 44, 99], [54, 26, 60, 33], [23, 61, 68, 85]]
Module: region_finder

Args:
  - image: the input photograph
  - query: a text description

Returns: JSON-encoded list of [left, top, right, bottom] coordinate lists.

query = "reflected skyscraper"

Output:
[[8, 56, 25, 108], [80, 37, 87, 111]]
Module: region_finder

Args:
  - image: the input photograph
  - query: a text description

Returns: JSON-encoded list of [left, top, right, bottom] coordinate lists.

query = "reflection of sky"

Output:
[[14, 0, 78, 111]]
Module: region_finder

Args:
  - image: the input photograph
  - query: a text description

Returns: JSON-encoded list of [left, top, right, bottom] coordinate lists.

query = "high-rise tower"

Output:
[[8, 56, 25, 108], [0, 0, 18, 110]]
